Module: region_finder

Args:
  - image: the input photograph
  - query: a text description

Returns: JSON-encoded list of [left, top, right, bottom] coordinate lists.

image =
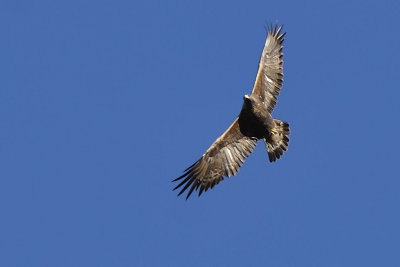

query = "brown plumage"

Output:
[[173, 25, 290, 199]]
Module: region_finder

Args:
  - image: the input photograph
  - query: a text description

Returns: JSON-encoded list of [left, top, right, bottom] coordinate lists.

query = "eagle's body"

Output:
[[239, 94, 274, 139], [173, 25, 290, 199]]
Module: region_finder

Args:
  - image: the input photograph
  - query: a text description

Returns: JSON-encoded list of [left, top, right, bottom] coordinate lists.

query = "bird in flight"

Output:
[[173, 25, 290, 199]]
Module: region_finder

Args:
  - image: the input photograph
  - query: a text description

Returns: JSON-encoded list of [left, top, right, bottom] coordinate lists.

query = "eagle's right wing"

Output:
[[173, 118, 258, 199], [251, 25, 285, 114]]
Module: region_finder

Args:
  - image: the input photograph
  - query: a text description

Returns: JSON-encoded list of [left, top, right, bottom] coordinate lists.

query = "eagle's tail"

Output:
[[264, 119, 290, 162]]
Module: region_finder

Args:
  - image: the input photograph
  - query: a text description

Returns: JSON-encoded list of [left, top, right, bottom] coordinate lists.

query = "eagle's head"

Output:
[[242, 94, 256, 113], [243, 94, 252, 104], [243, 94, 264, 113], [243, 94, 260, 107]]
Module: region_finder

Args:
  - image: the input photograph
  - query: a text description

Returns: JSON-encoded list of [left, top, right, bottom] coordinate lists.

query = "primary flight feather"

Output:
[[173, 25, 290, 199]]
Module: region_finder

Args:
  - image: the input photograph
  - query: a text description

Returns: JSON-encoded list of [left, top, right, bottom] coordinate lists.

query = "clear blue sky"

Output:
[[1, 0, 400, 266]]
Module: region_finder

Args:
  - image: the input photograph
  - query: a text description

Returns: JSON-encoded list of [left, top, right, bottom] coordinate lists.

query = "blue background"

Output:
[[1, 0, 400, 266]]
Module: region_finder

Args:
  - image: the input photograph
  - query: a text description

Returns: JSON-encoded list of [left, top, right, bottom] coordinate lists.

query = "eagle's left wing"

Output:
[[251, 25, 285, 114], [173, 118, 258, 199]]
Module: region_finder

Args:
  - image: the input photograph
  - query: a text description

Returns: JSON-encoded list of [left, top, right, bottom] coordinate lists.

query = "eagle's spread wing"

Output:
[[173, 118, 258, 199], [251, 25, 285, 114]]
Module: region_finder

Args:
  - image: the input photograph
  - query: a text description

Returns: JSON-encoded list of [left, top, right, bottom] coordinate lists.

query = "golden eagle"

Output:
[[173, 25, 289, 199]]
